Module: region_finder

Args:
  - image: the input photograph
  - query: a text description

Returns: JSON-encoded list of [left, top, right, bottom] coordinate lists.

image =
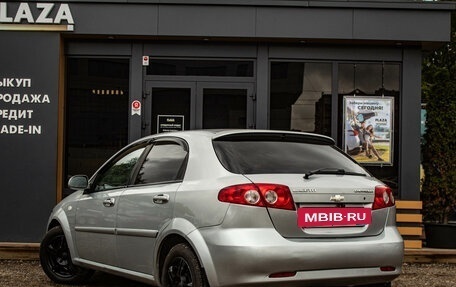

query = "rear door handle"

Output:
[[153, 194, 170, 204], [103, 198, 116, 207]]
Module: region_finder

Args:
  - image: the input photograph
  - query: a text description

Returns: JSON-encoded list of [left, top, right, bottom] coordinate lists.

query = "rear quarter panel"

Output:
[[173, 134, 254, 228]]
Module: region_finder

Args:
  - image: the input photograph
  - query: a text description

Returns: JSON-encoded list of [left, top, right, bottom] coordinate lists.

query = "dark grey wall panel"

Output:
[[256, 45, 269, 129], [143, 42, 257, 57], [256, 7, 353, 39], [354, 10, 451, 42], [158, 5, 256, 37], [71, 4, 159, 35], [0, 32, 60, 242], [42, 0, 456, 11], [66, 42, 133, 56], [129, 43, 144, 142], [400, 48, 422, 200], [66, 2, 451, 44]]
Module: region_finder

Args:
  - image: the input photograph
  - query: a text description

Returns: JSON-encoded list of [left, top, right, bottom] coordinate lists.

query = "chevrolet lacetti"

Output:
[[40, 130, 403, 287]]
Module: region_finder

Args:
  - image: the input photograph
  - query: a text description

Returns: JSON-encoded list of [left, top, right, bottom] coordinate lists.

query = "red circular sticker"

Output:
[[132, 100, 141, 109]]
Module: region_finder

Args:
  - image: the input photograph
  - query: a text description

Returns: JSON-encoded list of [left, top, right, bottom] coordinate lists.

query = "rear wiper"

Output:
[[303, 168, 366, 179]]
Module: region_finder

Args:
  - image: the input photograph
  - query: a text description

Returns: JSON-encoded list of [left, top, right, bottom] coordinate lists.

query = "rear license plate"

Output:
[[297, 207, 372, 227]]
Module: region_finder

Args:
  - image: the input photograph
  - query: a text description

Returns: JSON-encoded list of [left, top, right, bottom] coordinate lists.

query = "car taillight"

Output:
[[218, 183, 295, 210], [372, 185, 395, 210]]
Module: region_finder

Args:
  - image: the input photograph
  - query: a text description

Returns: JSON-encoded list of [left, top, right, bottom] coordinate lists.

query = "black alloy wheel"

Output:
[[161, 243, 208, 287], [40, 226, 93, 284], [166, 257, 193, 286]]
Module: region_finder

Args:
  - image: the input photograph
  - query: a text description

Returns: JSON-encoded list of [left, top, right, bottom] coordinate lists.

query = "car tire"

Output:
[[40, 226, 94, 284], [161, 243, 208, 287]]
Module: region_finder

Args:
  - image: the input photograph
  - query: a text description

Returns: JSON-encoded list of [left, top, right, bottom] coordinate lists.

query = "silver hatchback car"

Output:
[[40, 130, 403, 287]]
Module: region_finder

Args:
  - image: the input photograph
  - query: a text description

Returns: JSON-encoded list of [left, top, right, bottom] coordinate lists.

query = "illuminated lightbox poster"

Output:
[[343, 96, 394, 165]]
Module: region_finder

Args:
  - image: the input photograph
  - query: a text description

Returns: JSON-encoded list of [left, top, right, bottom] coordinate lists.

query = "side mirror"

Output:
[[68, 175, 89, 190]]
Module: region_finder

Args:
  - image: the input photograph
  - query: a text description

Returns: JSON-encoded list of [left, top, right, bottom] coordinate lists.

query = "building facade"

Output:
[[0, 0, 453, 242]]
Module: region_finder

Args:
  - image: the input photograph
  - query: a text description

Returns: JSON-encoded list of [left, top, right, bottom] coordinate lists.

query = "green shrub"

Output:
[[421, 21, 456, 223]]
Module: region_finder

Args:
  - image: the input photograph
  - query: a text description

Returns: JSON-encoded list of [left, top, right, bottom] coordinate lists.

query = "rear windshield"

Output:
[[213, 135, 366, 175]]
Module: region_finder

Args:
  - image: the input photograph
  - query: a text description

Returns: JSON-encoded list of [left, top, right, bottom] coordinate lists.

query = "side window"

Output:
[[135, 141, 188, 185], [93, 147, 146, 191]]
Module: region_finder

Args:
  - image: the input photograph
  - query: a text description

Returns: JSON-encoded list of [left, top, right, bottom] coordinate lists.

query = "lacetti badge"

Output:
[[0, 2, 74, 31], [354, 189, 374, 194], [294, 188, 317, 193]]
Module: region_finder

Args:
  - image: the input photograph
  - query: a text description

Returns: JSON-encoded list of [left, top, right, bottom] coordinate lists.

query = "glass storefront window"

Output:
[[383, 64, 401, 91], [270, 61, 401, 194], [270, 62, 332, 136], [338, 62, 400, 193], [339, 63, 399, 95], [65, 58, 129, 196]]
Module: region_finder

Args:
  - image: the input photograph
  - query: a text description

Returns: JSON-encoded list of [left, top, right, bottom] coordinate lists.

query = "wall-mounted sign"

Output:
[[0, 77, 47, 136], [343, 96, 394, 165], [142, 56, 149, 66], [131, 100, 141, 115], [0, 2, 74, 31], [157, 115, 184, 133]]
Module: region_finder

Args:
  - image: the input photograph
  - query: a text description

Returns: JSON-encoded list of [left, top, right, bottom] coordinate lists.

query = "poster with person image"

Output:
[[343, 96, 394, 165]]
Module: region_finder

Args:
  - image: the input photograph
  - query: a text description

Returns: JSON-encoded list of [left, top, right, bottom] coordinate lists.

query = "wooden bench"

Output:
[[396, 200, 423, 249]]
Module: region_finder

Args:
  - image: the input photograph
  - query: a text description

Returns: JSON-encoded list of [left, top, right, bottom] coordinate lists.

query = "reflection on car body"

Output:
[[40, 129, 403, 287]]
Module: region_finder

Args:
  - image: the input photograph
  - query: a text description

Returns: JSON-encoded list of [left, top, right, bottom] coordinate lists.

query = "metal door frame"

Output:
[[145, 80, 255, 134]]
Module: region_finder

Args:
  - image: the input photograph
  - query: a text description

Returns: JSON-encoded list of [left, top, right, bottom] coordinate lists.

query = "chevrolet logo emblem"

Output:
[[330, 195, 345, 202]]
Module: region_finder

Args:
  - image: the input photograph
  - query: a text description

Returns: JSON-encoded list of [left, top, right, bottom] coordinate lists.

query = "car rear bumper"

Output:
[[198, 225, 403, 287]]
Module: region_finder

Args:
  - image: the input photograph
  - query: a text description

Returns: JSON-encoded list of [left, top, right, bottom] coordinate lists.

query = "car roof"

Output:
[[136, 129, 335, 145]]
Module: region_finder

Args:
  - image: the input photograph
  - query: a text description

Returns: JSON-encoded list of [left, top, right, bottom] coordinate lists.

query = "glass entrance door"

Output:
[[197, 82, 255, 129], [146, 81, 254, 134], [146, 82, 196, 135]]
